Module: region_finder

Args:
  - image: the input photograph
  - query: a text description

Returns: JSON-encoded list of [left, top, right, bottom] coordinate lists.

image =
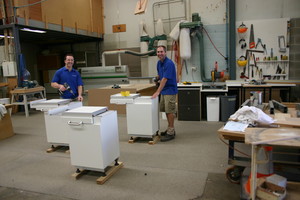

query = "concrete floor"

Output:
[[0, 95, 242, 200]]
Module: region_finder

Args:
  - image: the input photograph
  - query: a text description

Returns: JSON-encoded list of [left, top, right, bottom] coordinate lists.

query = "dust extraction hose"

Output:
[[102, 49, 155, 66]]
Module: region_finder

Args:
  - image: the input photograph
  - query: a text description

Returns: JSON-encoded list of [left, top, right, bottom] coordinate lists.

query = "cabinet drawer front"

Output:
[[178, 90, 200, 105], [178, 105, 200, 121]]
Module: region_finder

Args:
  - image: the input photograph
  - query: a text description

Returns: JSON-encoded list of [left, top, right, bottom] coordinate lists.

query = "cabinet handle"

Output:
[[67, 121, 83, 126]]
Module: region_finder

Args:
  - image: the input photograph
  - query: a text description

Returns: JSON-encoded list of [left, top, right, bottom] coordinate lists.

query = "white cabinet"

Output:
[[30, 99, 82, 146], [126, 96, 159, 137], [111, 94, 159, 138], [62, 106, 120, 172]]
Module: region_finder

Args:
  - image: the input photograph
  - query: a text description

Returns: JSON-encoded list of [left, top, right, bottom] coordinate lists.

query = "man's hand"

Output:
[[59, 84, 66, 91], [151, 91, 159, 99], [77, 95, 83, 102]]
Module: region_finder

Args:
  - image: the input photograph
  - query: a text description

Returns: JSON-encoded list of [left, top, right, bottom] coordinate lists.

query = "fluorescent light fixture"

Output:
[[20, 28, 46, 33], [0, 35, 14, 38]]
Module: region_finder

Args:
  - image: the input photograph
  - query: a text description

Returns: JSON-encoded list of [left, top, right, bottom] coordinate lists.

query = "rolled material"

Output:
[[158, 40, 167, 48], [169, 21, 181, 41], [179, 28, 191, 59], [156, 19, 164, 35], [140, 20, 149, 53], [141, 42, 148, 53], [139, 20, 148, 37]]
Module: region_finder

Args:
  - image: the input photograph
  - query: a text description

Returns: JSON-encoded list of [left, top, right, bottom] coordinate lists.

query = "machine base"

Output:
[[72, 161, 124, 185]]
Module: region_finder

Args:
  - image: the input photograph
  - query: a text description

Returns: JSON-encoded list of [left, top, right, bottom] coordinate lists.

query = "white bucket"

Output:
[[0, 98, 10, 105]]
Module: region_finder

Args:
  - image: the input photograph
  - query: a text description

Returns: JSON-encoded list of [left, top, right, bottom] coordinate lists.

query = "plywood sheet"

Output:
[[15, 0, 104, 34], [245, 128, 300, 146], [134, 0, 148, 15]]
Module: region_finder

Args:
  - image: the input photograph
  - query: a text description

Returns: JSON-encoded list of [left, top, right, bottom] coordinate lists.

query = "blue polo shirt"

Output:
[[157, 57, 178, 95], [51, 67, 83, 99]]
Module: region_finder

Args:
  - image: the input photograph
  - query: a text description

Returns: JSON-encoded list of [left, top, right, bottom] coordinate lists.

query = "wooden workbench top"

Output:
[[0, 82, 8, 87], [10, 87, 45, 94], [100, 84, 156, 91], [218, 126, 300, 147], [4, 104, 13, 109]]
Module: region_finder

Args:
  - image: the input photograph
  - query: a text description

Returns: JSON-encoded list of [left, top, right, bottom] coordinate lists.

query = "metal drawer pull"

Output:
[[67, 121, 83, 126]]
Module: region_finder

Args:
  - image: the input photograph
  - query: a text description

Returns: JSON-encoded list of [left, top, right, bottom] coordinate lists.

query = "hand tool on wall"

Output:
[[255, 38, 267, 54], [251, 54, 257, 78], [278, 35, 286, 53], [259, 68, 263, 80], [249, 24, 255, 49], [248, 52, 252, 77], [287, 20, 290, 47], [282, 65, 286, 80], [270, 48, 273, 59], [255, 38, 262, 49], [242, 49, 264, 79], [273, 64, 282, 80]]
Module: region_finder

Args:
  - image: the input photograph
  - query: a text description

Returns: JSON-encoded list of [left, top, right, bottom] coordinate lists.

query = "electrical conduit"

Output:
[[195, 29, 211, 82]]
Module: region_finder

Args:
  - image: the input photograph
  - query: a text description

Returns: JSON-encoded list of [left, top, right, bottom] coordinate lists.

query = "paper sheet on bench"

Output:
[[223, 121, 248, 132]]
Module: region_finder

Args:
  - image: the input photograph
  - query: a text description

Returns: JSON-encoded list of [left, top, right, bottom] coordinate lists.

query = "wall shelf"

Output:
[[256, 60, 289, 63]]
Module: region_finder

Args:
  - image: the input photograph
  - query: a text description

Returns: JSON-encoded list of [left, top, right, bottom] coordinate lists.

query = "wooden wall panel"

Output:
[[14, 0, 103, 34], [91, 0, 104, 34], [28, 0, 42, 21]]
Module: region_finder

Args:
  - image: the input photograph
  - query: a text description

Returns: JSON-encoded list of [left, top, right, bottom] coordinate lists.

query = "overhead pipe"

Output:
[[101, 49, 155, 67]]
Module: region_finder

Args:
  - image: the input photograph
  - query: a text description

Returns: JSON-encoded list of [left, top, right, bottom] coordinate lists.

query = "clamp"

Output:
[[255, 38, 267, 54]]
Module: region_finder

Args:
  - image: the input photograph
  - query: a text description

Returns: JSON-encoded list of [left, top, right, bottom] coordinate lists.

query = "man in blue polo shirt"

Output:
[[152, 45, 178, 142], [51, 53, 84, 101]]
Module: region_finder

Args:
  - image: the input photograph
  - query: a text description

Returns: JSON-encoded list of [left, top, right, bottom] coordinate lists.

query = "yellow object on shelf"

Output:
[[120, 91, 130, 96]]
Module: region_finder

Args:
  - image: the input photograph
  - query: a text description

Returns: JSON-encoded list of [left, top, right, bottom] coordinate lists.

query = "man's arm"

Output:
[[51, 82, 66, 91], [151, 77, 167, 99], [77, 85, 83, 101]]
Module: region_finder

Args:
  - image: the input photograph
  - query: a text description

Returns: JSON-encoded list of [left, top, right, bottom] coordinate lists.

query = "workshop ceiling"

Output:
[[19, 28, 102, 45], [0, 25, 102, 45]]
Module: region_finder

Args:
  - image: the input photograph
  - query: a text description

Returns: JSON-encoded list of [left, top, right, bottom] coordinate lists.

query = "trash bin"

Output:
[[207, 96, 220, 121], [220, 95, 236, 122]]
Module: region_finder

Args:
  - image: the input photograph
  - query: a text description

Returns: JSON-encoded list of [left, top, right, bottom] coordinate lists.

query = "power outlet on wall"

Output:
[[191, 67, 197, 71]]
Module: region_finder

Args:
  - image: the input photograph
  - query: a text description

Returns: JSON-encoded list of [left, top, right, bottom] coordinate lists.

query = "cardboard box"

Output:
[[256, 178, 286, 200], [0, 113, 14, 140], [87, 84, 156, 114], [266, 174, 287, 188]]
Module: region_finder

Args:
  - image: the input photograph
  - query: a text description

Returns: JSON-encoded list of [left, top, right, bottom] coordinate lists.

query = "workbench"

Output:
[[218, 109, 300, 199], [245, 127, 300, 199], [10, 87, 46, 117], [87, 84, 156, 114]]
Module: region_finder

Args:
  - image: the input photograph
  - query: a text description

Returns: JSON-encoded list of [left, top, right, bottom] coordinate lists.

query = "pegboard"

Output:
[[236, 18, 290, 81]]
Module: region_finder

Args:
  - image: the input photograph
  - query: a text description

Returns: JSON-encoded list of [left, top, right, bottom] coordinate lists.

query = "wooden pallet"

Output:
[[128, 135, 160, 145], [46, 145, 70, 153], [72, 162, 123, 185]]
